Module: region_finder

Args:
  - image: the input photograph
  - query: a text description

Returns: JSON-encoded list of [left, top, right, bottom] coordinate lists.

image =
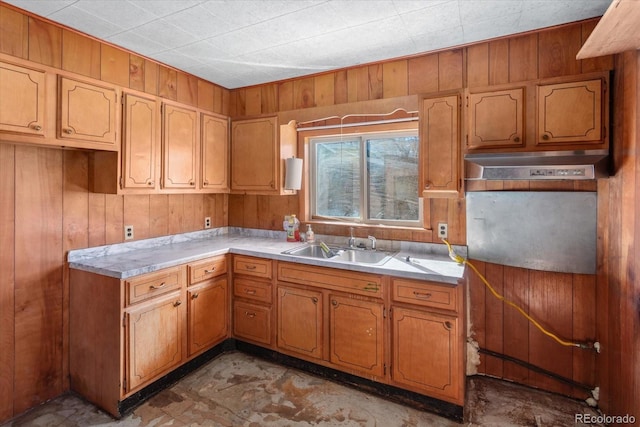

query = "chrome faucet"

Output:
[[368, 235, 377, 250], [347, 227, 356, 248]]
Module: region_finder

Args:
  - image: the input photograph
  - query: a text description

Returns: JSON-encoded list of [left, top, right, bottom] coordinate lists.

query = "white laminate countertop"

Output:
[[68, 227, 466, 285]]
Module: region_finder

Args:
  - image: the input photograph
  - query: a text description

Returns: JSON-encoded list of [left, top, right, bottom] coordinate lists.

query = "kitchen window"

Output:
[[309, 130, 421, 227]]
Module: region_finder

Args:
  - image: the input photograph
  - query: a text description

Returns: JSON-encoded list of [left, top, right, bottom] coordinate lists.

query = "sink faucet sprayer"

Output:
[[368, 235, 377, 250], [347, 227, 356, 248]]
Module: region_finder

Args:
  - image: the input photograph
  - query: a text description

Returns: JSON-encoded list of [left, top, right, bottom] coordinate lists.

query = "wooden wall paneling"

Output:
[[447, 198, 465, 245], [227, 194, 244, 227], [579, 21, 614, 74], [158, 66, 177, 100], [347, 66, 369, 103], [149, 194, 169, 237], [314, 74, 335, 107], [368, 64, 383, 100], [230, 90, 245, 117], [183, 194, 203, 232], [242, 195, 259, 229], [633, 50, 640, 422], [88, 193, 106, 247], [509, 34, 538, 83], [168, 194, 184, 235], [538, 25, 582, 79], [382, 60, 408, 99], [489, 40, 509, 86], [0, 5, 28, 58], [123, 195, 150, 241], [177, 72, 198, 107], [468, 259, 487, 374], [438, 49, 463, 91], [256, 196, 271, 230], [428, 198, 448, 243], [61, 30, 100, 78], [466, 43, 489, 88], [217, 194, 228, 227], [129, 54, 145, 92], [28, 18, 61, 68], [104, 194, 123, 244], [0, 144, 15, 421], [100, 44, 129, 87], [293, 77, 315, 109], [483, 263, 504, 377], [278, 81, 294, 112], [571, 274, 596, 397], [527, 271, 574, 396], [334, 70, 348, 104], [501, 266, 530, 384], [13, 146, 64, 414], [244, 87, 262, 116], [260, 84, 279, 114], [595, 178, 610, 410], [197, 79, 214, 112], [144, 59, 158, 95], [408, 54, 439, 94]]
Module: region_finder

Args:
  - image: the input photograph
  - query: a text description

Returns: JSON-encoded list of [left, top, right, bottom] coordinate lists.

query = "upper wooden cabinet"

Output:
[[420, 93, 462, 199], [121, 92, 159, 190], [0, 61, 48, 138], [162, 102, 198, 189], [467, 88, 524, 150], [537, 79, 603, 146], [58, 76, 118, 149], [230, 116, 297, 194], [201, 113, 229, 191]]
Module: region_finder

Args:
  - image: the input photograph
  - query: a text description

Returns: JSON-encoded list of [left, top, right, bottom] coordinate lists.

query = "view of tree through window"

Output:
[[311, 131, 420, 226]]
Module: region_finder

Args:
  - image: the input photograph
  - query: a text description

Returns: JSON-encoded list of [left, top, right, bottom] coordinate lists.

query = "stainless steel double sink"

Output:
[[282, 243, 396, 266]]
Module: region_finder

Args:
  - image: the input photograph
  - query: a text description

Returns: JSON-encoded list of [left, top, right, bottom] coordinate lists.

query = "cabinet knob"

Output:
[[203, 180, 209, 186], [63, 128, 73, 134], [189, 181, 195, 186], [331, 299, 338, 306], [542, 133, 550, 140], [191, 293, 199, 299], [173, 300, 182, 307], [312, 297, 318, 304], [425, 181, 432, 189], [147, 181, 153, 186], [31, 124, 42, 131], [444, 321, 453, 330], [513, 136, 520, 143], [149, 282, 166, 290]]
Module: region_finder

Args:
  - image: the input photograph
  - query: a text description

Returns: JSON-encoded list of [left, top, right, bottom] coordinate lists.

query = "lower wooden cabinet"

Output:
[[125, 291, 185, 392], [233, 301, 272, 345], [276, 284, 323, 359], [188, 278, 228, 357], [329, 294, 385, 377]]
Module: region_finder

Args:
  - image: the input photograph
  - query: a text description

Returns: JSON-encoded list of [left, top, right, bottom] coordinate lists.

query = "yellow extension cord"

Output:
[[442, 239, 598, 351]]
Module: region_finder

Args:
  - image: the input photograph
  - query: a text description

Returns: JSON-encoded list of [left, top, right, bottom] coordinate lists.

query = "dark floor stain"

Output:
[[147, 389, 184, 408]]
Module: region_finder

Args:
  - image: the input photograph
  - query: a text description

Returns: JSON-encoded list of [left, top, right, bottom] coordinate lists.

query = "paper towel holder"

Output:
[[284, 157, 303, 190]]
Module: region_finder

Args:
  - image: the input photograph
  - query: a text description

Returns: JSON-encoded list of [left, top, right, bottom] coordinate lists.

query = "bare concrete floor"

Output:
[[2, 352, 603, 426]]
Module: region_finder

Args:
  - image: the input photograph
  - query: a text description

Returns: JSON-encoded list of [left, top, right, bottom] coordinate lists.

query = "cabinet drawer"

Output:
[[233, 255, 272, 279], [188, 256, 227, 285], [126, 266, 184, 306], [392, 279, 457, 312], [233, 301, 271, 345], [277, 262, 383, 298], [233, 278, 272, 304]]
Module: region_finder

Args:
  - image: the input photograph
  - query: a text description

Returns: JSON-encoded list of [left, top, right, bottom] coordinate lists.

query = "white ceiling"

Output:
[[3, 0, 613, 89]]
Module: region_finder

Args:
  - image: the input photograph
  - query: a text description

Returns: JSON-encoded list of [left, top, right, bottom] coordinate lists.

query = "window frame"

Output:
[[308, 126, 422, 228]]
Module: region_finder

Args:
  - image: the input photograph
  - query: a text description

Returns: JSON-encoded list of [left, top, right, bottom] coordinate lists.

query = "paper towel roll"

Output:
[[284, 157, 303, 190]]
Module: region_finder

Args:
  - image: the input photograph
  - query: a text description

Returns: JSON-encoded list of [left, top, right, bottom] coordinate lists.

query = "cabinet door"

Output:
[[420, 94, 461, 198], [188, 278, 227, 356], [162, 103, 198, 189], [59, 76, 117, 147], [121, 93, 158, 190], [0, 61, 47, 137], [329, 295, 384, 377], [231, 116, 278, 193], [125, 292, 184, 393], [233, 300, 271, 345], [392, 307, 461, 402], [201, 113, 229, 191], [468, 88, 524, 149], [277, 285, 323, 359], [537, 79, 603, 145]]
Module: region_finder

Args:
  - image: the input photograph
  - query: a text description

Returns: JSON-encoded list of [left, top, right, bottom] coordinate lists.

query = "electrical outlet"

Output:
[[204, 217, 211, 229], [124, 225, 134, 240], [438, 223, 448, 239]]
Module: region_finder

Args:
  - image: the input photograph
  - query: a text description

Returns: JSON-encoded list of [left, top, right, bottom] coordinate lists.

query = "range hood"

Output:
[[464, 149, 609, 180]]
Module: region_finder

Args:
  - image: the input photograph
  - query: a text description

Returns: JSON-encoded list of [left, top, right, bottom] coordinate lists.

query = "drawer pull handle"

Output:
[[413, 291, 432, 299], [173, 300, 182, 307], [204, 267, 216, 273], [191, 293, 199, 299], [245, 265, 257, 270], [150, 282, 166, 290], [364, 283, 379, 291], [245, 311, 256, 318], [244, 289, 256, 295]]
